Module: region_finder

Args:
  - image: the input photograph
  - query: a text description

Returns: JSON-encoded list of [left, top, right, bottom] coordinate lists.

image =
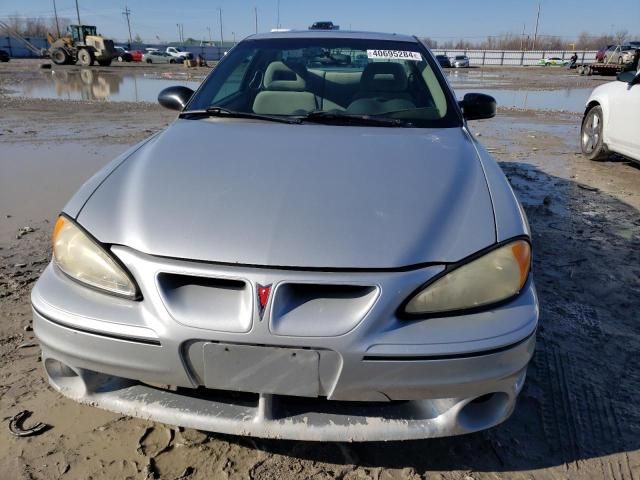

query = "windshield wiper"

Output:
[[300, 111, 411, 127], [180, 107, 301, 124]]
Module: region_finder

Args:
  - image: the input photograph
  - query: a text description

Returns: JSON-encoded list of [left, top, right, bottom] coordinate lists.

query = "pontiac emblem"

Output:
[[257, 284, 272, 319]]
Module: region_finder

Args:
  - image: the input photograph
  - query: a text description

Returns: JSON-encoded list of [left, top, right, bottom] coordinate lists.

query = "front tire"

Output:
[[581, 105, 609, 161], [146, 58, 152, 64], [50, 48, 69, 65], [78, 48, 94, 67]]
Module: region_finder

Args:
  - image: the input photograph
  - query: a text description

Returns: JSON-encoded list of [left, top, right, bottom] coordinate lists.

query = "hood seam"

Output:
[[462, 125, 498, 243]]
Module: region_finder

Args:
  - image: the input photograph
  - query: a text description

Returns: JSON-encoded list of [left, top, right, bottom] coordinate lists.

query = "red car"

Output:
[[130, 50, 143, 62], [596, 44, 614, 62]]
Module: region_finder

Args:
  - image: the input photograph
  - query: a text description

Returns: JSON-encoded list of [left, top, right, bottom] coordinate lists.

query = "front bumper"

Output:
[[33, 246, 538, 441]]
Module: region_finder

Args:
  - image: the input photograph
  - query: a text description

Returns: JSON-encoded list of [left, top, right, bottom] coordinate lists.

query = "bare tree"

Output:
[[422, 31, 639, 51], [615, 29, 628, 45], [0, 16, 71, 38]]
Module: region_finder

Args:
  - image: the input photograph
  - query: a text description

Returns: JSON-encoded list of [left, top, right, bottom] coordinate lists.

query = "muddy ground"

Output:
[[0, 60, 639, 479]]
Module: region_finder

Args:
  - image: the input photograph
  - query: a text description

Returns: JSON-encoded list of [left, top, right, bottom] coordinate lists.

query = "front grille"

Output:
[[156, 273, 253, 332]]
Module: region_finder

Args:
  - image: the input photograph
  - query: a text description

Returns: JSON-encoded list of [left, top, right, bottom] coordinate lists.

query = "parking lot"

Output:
[[1, 60, 639, 479]]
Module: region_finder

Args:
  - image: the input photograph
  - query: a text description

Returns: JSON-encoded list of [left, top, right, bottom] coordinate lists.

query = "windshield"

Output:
[[187, 37, 461, 128]]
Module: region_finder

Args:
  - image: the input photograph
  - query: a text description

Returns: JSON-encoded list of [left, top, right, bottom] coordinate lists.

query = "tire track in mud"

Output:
[[604, 453, 636, 480], [537, 331, 637, 478], [536, 337, 580, 468]]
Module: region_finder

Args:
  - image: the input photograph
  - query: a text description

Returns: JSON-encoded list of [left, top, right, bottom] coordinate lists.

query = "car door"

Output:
[[607, 71, 640, 159]]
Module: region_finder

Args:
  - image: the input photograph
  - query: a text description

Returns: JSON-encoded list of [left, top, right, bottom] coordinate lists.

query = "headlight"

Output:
[[52, 215, 139, 299], [403, 239, 531, 316]]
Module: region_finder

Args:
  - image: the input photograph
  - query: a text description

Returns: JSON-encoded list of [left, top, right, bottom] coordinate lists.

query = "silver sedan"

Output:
[[453, 55, 470, 67], [33, 29, 537, 441], [142, 50, 178, 64]]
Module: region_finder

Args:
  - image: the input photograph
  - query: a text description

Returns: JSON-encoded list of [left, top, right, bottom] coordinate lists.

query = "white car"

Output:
[[142, 51, 178, 64], [453, 55, 470, 68], [166, 46, 193, 60], [581, 69, 640, 162]]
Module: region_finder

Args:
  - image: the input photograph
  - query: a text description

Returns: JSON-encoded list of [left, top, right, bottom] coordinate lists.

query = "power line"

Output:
[[122, 5, 132, 47], [74, 0, 81, 26], [532, 2, 541, 50], [52, 0, 61, 37]]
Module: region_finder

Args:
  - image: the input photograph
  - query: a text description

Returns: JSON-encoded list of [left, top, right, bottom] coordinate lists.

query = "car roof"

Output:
[[246, 30, 418, 43]]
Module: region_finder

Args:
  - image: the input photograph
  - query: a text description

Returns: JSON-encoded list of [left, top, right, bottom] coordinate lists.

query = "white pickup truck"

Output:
[[165, 47, 193, 60]]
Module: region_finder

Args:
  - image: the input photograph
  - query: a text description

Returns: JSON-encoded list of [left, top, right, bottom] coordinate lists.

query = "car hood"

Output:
[[76, 119, 496, 269]]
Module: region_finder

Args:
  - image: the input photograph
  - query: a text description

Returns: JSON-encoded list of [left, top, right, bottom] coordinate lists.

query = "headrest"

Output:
[[360, 62, 408, 92], [264, 61, 307, 91]]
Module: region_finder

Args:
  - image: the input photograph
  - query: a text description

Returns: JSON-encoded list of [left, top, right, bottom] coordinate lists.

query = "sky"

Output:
[[2, 0, 639, 44]]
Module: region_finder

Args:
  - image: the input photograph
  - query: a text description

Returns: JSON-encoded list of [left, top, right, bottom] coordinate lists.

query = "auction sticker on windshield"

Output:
[[367, 50, 422, 61]]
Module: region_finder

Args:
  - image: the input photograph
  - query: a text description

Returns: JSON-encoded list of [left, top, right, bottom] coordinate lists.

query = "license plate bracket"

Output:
[[203, 343, 320, 397]]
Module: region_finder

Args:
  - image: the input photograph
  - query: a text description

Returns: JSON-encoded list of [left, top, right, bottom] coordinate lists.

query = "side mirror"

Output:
[[459, 93, 497, 120], [158, 86, 195, 111], [617, 70, 639, 86]]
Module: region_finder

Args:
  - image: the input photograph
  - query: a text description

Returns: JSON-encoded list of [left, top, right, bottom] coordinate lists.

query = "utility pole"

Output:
[[254, 7, 258, 33], [52, 0, 61, 37], [532, 2, 541, 51], [520, 22, 526, 50], [276, 0, 280, 29], [176, 24, 184, 44], [232, 31, 236, 45], [218, 7, 224, 46], [122, 6, 133, 49], [207, 26, 212, 44], [74, 0, 81, 26]]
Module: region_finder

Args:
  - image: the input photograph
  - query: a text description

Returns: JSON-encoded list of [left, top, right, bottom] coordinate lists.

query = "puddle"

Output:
[[9, 70, 203, 103], [0, 142, 128, 242], [456, 87, 591, 113], [446, 70, 512, 88], [8, 69, 592, 112]]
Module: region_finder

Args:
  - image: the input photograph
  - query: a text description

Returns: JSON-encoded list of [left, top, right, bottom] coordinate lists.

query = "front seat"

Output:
[[347, 62, 415, 115], [252, 61, 317, 115]]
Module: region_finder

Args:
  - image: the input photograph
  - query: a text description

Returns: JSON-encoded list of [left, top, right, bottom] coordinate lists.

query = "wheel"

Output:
[[117, 55, 123, 62], [77, 48, 94, 66], [577, 65, 585, 75], [581, 105, 609, 161], [618, 56, 624, 64], [586, 66, 593, 76], [97, 59, 112, 66], [50, 48, 69, 65], [169, 59, 175, 64], [146, 58, 152, 64]]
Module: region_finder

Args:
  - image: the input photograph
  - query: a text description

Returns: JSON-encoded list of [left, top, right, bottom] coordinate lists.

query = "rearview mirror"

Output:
[[459, 93, 497, 120], [158, 86, 195, 111], [617, 70, 639, 86]]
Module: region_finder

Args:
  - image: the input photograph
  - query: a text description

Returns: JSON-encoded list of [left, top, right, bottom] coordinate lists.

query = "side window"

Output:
[[212, 55, 254, 102]]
